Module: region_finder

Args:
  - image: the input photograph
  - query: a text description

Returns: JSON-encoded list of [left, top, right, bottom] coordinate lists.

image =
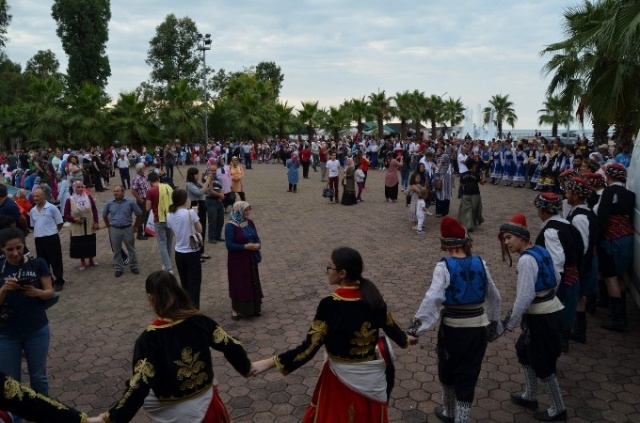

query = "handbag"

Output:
[[188, 210, 203, 250], [322, 187, 334, 198]]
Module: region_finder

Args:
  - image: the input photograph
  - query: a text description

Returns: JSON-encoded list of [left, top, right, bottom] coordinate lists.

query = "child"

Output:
[[415, 189, 428, 234], [354, 163, 365, 202]]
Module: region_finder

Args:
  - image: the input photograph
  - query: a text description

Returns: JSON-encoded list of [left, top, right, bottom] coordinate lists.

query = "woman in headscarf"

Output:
[[286, 149, 300, 192], [341, 158, 357, 205], [224, 201, 263, 320], [63, 180, 99, 270], [435, 154, 455, 217]]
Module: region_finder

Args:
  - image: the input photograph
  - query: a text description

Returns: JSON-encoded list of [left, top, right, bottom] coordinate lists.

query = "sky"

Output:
[[5, 0, 581, 130]]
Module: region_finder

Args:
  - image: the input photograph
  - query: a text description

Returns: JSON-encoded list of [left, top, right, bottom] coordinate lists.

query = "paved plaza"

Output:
[[25, 162, 640, 422]]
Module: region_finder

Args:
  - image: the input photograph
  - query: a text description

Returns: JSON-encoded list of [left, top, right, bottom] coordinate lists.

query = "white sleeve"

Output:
[[52, 206, 63, 224], [543, 228, 565, 276], [505, 255, 538, 330], [572, 215, 589, 255], [483, 261, 502, 322], [413, 262, 448, 334]]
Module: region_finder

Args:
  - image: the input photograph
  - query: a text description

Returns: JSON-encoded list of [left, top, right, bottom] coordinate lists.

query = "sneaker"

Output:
[[54, 283, 64, 292], [425, 210, 433, 216], [137, 234, 148, 240], [90, 260, 99, 267], [115, 271, 123, 278], [79, 264, 86, 271], [416, 230, 425, 235], [131, 268, 140, 275], [208, 239, 217, 244]]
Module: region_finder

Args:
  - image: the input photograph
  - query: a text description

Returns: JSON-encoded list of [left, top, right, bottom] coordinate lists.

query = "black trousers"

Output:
[[437, 324, 488, 403], [175, 250, 202, 308], [302, 162, 310, 178], [34, 234, 65, 286], [515, 312, 562, 379], [137, 201, 149, 237], [436, 199, 450, 216], [119, 168, 130, 189], [385, 184, 398, 200]]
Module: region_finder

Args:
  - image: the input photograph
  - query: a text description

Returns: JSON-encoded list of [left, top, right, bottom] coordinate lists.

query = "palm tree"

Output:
[[349, 97, 371, 138], [538, 95, 573, 137], [297, 101, 321, 140], [66, 83, 110, 147], [442, 97, 465, 133], [110, 92, 158, 150], [228, 89, 273, 141], [368, 91, 393, 140], [394, 91, 414, 139], [483, 94, 517, 139], [425, 95, 445, 139], [208, 99, 232, 141], [273, 101, 295, 139], [409, 90, 427, 139], [160, 79, 202, 144], [18, 76, 67, 147], [321, 106, 350, 141]]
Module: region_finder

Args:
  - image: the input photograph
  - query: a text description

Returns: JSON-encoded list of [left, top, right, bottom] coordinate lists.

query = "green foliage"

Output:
[[442, 97, 465, 129], [66, 82, 110, 146], [146, 14, 200, 87], [110, 92, 159, 149], [0, 0, 11, 49], [0, 52, 25, 106], [273, 101, 295, 139], [321, 106, 350, 141], [298, 101, 321, 140], [368, 91, 393, 139], [160, 79, 202, 143], [25, 50, 61, 78], [51, 0, 111, 89], [483, 94, 517, 139], [255, 61, 284, 97], [538, 95, 573, 137]]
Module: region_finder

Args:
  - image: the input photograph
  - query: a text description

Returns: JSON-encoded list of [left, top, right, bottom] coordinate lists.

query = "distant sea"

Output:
[[504, 129, 593, 139]]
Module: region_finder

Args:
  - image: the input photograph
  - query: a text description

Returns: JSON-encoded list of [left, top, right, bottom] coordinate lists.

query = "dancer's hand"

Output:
[[87, 415, 105, 423], [251, 358, 275, 375], [407, 335, 419, 346]]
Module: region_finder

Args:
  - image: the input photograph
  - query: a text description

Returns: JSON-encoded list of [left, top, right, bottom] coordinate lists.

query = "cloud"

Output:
[[4, 0, 578, 128]]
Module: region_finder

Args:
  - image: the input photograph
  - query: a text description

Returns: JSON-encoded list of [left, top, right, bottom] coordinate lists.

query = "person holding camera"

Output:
[[0, 227, 55, 423]]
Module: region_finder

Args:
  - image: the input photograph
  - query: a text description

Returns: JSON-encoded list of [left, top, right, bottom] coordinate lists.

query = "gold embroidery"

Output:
[[174, 348, 208, 391], [116, 359, 155, 409], [348, 403, 355, 423], [4, 377, 69, 410], [293, 320, 329, 362], [349, 321, 376, 356], [273, 355, 288, 376], [213, 326, 241, 345], [331, 293, 360, 301]]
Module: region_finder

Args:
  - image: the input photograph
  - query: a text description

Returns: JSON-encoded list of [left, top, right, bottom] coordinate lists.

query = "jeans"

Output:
[[320, 162, 327, 181], [155, 222, 174, 271], [165, 162, 174, 180], [206, 198, 224, 241], [175, 251, 202, 308], [400, 169, 410, 190], [0, 324, 51, 395]]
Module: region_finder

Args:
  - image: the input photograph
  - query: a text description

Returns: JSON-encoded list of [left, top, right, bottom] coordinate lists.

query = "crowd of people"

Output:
[[0, 132, 635, 423]]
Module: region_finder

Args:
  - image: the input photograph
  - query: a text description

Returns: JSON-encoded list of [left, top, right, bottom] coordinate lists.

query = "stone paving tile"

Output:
[[20, 162, 640, 422]]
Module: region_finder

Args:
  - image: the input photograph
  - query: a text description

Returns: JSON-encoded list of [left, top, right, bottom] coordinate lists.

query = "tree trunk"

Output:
[[592, 119, 610, 145], [552, 123, 558, 137], [498, 121, 503, 139], [415, 121, 421, 140], [400, 119, 407, 139], [431, 119, 437, 139], [377, 115, 384, 140], [357, 119, 363, 138]]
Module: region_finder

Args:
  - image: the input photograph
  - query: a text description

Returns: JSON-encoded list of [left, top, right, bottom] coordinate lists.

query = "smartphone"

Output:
[[17, 278, 37, 287]]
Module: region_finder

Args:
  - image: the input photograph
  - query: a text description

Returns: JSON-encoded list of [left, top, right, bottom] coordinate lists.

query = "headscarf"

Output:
[[290, 152, 299, 165], [71, 180, 91, 212], [439, 154, 451, 175], [534, 192, 562, 215], [229, 201, 250, 227], [604, 163, 627, 182], [346, 158, 354, 167]]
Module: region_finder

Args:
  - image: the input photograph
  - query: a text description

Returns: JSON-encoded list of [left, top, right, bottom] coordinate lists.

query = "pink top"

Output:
[[385, 159, 400, 187]]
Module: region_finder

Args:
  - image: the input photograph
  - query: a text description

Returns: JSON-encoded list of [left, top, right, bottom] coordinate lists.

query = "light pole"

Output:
[[197, 33, 212, 144]]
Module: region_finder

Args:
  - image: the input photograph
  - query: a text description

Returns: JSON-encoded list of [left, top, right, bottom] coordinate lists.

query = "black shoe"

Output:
[[208, 239, 217, 244], [54, 283, 64, 292], [137, 234, 148, 240], [533, 409, 567, 421], [434, 405, 454, 423], [115, 271, 123, 278], [131, 268, 140, 275], [510, 393, 539, 410], [231, 314, 240, 321]]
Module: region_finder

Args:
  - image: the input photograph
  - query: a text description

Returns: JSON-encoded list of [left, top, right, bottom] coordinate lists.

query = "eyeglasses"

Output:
[[326, 266, 336, 273]]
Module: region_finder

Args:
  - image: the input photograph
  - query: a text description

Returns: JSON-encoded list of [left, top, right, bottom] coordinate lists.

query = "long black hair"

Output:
[[168, 189, 188, 213], [145, 270, 199, 320], [0, 227, 25, 248], [186, 167, 200, 185], [331, 247, 386, 311]]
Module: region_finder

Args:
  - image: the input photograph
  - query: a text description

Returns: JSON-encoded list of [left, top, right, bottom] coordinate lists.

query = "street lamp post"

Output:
[[197, 33, 212, 144]]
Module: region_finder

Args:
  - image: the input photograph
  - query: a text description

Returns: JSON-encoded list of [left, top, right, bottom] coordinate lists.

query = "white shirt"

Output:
[[326, 159, 341, 178], [166, 208, 200, 254], [416, 199, 427, 218], [117, 158, 129, 169], [457, 152, 468, 173], [30, 202, 63, 238]]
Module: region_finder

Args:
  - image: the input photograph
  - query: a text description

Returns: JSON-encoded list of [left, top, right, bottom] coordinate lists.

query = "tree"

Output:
[[321, 106, 350, 141], [159, 79, 202, 144], [66, 82, 110, 146], [25, 50, 61, 78], [146, 14, 200, 87], [483, 94, 517, 139], [368, 91, 393, 140], [348, 97, 371, 138], [442, 97, 465, 130], [409, 90, 427, 139], [255, 61, 284, 97], [0, 0, 11, 49], [110, 92, 158, 150], [394, 91, 414, 139], [425, 94, 445, 138], [274, 101, 295, 139], [51, 0, 111, 89], [298, 101, 321, 140], [538, 95, 573, 137], [0, 52, 25, 106], [19, 76, 67, 147]]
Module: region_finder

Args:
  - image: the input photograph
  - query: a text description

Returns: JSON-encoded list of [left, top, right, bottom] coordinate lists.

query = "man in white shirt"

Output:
[[311, 140, 320, 172], [326, 152, 342, 203], [30, 188, 65, 291], [457, 145, 470, 198], [117, 152, 131, 189]]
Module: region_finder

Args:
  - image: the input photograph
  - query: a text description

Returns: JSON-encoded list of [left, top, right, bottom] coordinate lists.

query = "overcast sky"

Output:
[[5, 0, 579, 129]]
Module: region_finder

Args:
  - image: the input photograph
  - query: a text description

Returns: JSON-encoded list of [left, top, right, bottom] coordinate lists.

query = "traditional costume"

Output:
[[490, 149, 503, 184], [498, 214, 567, 422], [104, 315, 251, 423], [564, 177, 598, 344], [502, 149, 515, 185], [597, 164, 635, 331], [408, 217, 501, 423], [513, 150, 527, 186], [534, 193, 581, 353], [273, 286, 409, 423]]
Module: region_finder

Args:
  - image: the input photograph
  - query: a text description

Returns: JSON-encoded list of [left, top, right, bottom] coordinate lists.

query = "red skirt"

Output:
[[202, 386, 230, 423], [303, 361, 388, 423]]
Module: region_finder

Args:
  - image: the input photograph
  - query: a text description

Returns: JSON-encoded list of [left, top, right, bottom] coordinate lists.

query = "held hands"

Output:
[[87, 414, 106, 423], [251, 358, 276, 376], [407, 335, 419, 346]]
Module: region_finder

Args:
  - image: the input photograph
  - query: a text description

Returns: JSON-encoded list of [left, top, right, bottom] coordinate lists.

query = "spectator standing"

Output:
[[63, 181, 100, 271], [230, 156, 246, 201], [300, 144, 312, 179], [116, 152, 131, 189], [130, 163, 150, 240], [146, 172, 174, 273], [326, 151, 341, 204], [0, 184, 29, 234], [186, 167, 213, 260], [102, 185, 141, 278], [29, 188, 65, 292], [205, 160, 225, 243]]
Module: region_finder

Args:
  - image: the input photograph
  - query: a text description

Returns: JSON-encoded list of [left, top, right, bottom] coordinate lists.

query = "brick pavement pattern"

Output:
[[27, 162, 640, 422]]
